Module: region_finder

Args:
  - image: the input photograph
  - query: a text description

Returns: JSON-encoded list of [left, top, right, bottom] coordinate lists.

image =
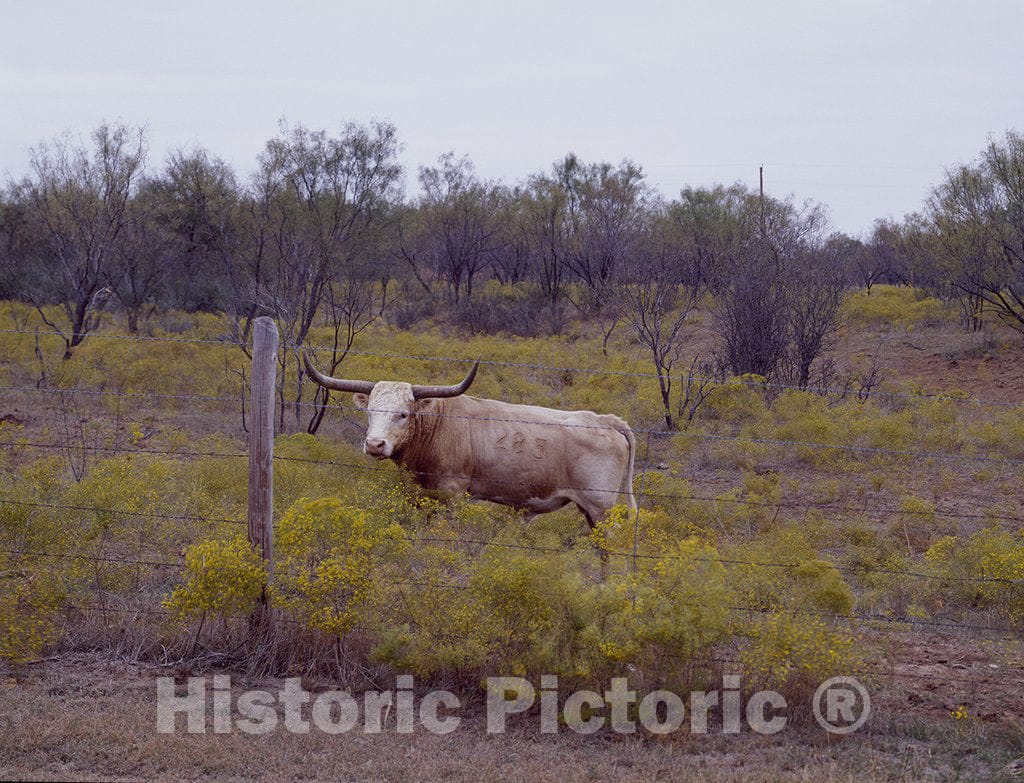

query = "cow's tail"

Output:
[[616, 422, 637, 512]]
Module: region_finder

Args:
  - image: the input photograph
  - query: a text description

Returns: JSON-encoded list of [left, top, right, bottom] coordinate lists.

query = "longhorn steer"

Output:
[[303, 355, 637, 528]]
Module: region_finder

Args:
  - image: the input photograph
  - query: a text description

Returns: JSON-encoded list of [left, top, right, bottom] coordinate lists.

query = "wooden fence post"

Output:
[[248, 316, 278, 634]]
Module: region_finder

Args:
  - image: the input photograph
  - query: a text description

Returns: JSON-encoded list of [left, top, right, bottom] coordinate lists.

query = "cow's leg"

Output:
[[584, 508, 602, 531], [576, 496, 617, 530], [575, 502, 612, 579]]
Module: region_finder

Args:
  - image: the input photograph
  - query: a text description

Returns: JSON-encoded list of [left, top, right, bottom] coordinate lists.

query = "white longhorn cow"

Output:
[[303, 355, 636, 528]]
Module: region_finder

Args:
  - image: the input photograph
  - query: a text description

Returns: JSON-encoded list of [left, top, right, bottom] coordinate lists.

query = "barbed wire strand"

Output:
[[5, 389, 1024, 466], [0, 547, 182, 569], [23, 598, 1016, 686], [0, 496, 240, 526], [3, 495, 1020, 586], [5, 546, 1022, 638], [2, 442, 1022, 527], [316, 401, 1024, 466], [0, 327, 1018, 408], [1, 492, 1019, 584]]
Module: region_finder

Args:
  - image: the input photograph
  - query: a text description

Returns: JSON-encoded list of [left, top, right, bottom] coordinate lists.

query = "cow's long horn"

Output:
[[411, 361, 479, 399], [302, 352, 375, 394]]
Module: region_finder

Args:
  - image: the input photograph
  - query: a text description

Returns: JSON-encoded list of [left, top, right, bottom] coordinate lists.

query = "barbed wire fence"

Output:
[[1, 319, 1022, 701], [1, 325, 1020, 405]]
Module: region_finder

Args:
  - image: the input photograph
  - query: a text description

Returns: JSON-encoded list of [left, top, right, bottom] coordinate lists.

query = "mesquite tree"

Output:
[[14, 123, 146, 358], [614, 209, 704, 429], [254, 121, 402, 428], [927, 131, 1024, 334]]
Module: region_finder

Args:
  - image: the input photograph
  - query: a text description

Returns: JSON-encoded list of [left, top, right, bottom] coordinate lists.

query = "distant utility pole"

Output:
[[759, 164, 766, 238]]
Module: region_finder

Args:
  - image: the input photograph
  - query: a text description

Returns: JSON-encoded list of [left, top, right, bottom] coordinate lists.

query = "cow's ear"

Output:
[[353, 393, 369, 410]]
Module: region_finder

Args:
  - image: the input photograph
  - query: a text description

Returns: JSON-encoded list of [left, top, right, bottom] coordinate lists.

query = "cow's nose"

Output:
[[365, 438, 386, 454]]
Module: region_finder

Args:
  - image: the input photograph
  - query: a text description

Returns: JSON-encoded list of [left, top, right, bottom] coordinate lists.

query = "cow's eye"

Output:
[[399, 412, 409, 420]]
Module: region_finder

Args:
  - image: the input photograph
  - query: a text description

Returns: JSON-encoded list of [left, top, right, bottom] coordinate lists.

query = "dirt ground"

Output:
[[1, 647, 1023, 783], [852, 328, 1024, 404]]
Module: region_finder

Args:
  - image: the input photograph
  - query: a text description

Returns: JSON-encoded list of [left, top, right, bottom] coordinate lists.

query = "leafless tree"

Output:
[[0, 195, 32, 300], [399, 153, 504, 304], [107, 185, 177, 332], [784, 247, 847, 389], [714, 249, 791, 379], [855, 218, 913, 293], [711, 189, 831, 380], [489, 188, 534, 285], [614, 211, 704, 429], [519, 174, 568, 309], [304, 237, 394, 433], [678, 353, 719, 425], [14, 123, 146, 358]]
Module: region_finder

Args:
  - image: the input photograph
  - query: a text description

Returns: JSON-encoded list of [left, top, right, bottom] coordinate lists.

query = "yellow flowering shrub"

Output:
[[841, 285, 952, 329], [980, 547, 1024, 624], [465, 550, 584, 676], [272, 497, 406, 635], [626, 472, 716, 531], [62, 456, 171, 540], [163, 536, 266, 622], [768, 390, 843, 466], [589, 503, 712, 563], [731, 530, 855, 615], [923, 529, 1024, 625], [371, 572, 479, 676], [967, 405, 1024, 460], [910, 398, 963, 453], [374, 534, 735, 684], [706, 471, 783, 535], [0, 456, 66, 552], [592, 538, 731, 679], [0, 567, 63, 663], [741, 613, 858, 690], [701, 375, 769, 425], [844, 404, 916, 453], [374, 546, 570, 677]]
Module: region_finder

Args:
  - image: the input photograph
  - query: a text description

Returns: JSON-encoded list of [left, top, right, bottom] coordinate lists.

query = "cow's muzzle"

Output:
[[364, 438, 391, 458]]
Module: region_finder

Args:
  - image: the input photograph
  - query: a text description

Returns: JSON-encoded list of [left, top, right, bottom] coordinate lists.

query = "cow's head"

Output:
[[303, 354, 478, 459]]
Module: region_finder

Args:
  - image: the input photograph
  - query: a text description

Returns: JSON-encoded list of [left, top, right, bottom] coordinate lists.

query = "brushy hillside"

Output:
[[1, 291, 1023, 745]]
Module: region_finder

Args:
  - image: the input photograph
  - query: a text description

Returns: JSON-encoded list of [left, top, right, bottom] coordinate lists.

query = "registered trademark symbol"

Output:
[[813, 676, 871, 734]]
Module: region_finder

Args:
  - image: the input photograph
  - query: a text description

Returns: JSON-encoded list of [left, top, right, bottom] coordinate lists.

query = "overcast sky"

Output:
[[2, 0, 1022, 235]]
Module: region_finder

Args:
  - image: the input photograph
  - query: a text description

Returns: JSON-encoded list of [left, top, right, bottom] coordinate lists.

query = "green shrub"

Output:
[[730, 530, 855, 615], [592, 538, 731, 685], [701, 375, 769, 425], [0, 564, 63, 662]]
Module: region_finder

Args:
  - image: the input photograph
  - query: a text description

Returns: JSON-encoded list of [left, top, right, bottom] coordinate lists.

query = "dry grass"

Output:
[[1, 655, 1022, 783]]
